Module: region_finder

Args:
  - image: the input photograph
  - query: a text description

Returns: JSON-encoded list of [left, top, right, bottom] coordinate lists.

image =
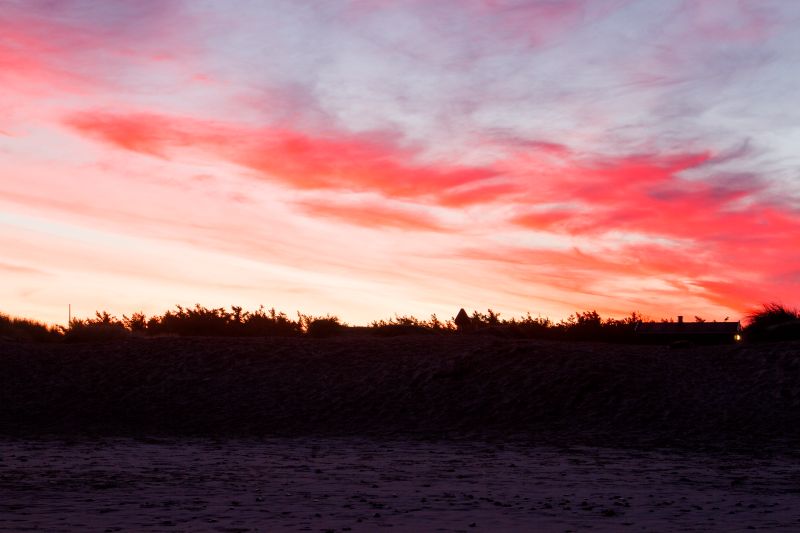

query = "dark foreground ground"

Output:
[[1, 337, 799, 531], [1, 336, 799, 448]]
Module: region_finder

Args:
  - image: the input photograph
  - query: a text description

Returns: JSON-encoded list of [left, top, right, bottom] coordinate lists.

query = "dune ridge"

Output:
[[1, 336, 798, 449]]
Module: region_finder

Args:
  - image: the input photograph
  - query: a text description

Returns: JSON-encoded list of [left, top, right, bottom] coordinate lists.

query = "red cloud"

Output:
[[240, 130, 494, 197], [460, 237, 795, 317], [506, 148, 800, 311], [65, 113, 184, 157], [65, 110, 502, 203], [460, 143, 800, 315], [510, 151, 800, 247], [63, 109, 800, 314]]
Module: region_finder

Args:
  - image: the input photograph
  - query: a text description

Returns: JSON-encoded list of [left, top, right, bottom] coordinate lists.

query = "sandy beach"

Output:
[[2, 436, 800, 532]]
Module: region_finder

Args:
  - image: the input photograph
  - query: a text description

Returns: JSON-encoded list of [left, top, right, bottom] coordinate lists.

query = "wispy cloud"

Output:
[[3, 0, 800, 323], [0, 261, 46, 275], [296, 197, 448, 232]]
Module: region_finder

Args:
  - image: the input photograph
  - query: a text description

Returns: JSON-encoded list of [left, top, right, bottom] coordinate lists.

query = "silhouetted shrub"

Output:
[[64, 311, 129, 343], [147, 305, 232, 336], [512, 314, 554, 339], [0, 312, 60, 342], [470, 309, 502, 327], [122, 312, 148, 332], [301, 314, 346, 338], [558, 310, 603, 341], [369, 314, 454, 336], [598, 312, 645, 343], [242, 306, 302, 337], [745, 303, 800, 342], [136, 305, 302, 337], [372, 323, 433, 336]]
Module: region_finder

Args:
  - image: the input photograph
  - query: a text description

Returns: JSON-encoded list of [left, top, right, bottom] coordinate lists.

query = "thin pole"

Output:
[[68, 304, 71, 328]]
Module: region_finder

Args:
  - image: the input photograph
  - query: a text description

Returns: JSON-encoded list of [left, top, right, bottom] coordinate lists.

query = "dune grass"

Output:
[[0, 312, 61, 342], [744, 303, 800, 342]]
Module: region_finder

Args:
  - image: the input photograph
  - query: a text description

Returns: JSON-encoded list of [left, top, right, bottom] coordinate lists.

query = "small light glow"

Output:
[[734, 334, 742, 342]]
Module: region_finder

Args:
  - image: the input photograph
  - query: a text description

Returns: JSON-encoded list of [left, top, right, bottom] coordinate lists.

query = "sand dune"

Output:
[[1, 336, 799, 449]]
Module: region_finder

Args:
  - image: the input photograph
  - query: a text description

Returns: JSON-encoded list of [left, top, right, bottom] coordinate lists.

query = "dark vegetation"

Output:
[[1, 303, 797, 344], [1, 306, 645, 343], [2, 305, 799, 444], [0, 312, 61, 342], [745, 303, 800, 342]]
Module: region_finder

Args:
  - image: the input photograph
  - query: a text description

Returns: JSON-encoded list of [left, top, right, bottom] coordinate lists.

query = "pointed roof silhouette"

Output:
[[455, 308, 472, 330]]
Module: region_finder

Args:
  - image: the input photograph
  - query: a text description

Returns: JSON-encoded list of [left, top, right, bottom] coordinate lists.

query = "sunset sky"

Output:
[[2, 0, 800, 326]]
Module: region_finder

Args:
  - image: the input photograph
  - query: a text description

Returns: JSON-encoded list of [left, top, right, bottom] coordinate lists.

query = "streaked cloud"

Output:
[[2, 0, 800, 324]]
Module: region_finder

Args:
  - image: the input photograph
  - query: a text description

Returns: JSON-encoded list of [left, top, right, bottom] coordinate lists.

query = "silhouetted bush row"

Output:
[[61, 306, 305, 342], [2, 303, 798, 344], [1, 305, 644, 343]]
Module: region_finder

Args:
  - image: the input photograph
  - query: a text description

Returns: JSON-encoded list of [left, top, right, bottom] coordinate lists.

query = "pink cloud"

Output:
[[0, 262, 46, 275], [0, 2, 196, 98], [469, 0, 591, 47], [0, 21, 86, 94], [295, 198, 447, 232], [347, 0, 602, 48], [681, 0, 777, 44]]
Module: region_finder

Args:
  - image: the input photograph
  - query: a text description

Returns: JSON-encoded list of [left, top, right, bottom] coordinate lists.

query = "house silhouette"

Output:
[[454, 308, 474, 333], [636, 316, 741, 344]]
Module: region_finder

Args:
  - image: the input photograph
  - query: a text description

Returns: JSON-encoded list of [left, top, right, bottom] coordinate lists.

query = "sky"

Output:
[[2, 0, 800, 326]]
